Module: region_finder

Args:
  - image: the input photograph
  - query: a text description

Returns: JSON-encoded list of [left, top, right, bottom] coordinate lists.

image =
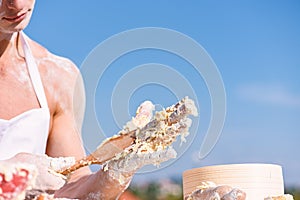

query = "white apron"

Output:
[[0, 32, 50, 160]]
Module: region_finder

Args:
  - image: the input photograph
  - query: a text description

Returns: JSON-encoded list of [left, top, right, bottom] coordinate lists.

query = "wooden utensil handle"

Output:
[[59, 155, 101, 176]]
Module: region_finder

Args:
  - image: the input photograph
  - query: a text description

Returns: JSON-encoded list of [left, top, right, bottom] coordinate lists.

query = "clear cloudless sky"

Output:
[[25, 1, 300, 187]]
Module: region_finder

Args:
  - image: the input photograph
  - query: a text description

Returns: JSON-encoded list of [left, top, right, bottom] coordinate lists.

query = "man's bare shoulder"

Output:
[[39, 52, 79, 82], [28, 37, 82, 111], [28, 38, 79, 79]]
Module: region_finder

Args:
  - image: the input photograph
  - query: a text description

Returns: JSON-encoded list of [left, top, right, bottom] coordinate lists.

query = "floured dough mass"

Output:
[[185, 181, 246, 200], [264, 194, 294, 200]]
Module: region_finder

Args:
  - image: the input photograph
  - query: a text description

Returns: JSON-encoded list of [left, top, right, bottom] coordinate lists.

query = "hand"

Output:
[[103, 97, 197, 186], [104, 147, 177, 185], [7, 153, 75, 191]]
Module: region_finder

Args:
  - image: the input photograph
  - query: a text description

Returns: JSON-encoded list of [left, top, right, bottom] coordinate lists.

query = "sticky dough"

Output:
[[104, 97, 198, 185]]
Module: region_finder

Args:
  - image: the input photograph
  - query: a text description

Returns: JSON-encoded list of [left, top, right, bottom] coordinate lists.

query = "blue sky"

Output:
[[25, 1, 300, 187]]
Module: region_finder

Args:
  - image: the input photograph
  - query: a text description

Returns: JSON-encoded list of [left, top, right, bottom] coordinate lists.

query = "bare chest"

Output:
[[0, 62, 41, 120]]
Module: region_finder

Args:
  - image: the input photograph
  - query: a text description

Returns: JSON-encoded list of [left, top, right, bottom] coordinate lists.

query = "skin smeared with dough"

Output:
[[104, 97, 198, 185], [132, 100, 155, 128], [67, 100, 158, 199], [62, 97, 198, 199], [120, 100, 155, 133], [7, 153, 76, 192], [0, 154, 79, 199]]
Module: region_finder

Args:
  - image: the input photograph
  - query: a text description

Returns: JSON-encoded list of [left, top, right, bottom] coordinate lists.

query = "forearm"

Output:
[[54, 169, 132, 200]]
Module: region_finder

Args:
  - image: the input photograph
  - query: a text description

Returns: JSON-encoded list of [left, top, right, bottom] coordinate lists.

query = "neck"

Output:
[[0, 32, 22, 60]]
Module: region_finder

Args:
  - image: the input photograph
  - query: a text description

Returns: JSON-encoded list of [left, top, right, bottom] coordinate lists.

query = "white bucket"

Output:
[[182, 163, 284, 199]]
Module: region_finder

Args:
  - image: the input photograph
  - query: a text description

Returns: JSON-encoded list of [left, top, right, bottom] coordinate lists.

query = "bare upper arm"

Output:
[[45, 58, 90, 180], [45, 57, 86, 161]]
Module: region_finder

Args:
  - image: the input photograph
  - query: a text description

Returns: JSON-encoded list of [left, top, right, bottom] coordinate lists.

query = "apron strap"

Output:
[[19, 31, 49, 109]]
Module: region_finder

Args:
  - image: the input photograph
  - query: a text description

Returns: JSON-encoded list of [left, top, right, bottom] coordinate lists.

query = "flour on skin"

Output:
[[7, 61, 31, 86], [36, 54, 79, 113]]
